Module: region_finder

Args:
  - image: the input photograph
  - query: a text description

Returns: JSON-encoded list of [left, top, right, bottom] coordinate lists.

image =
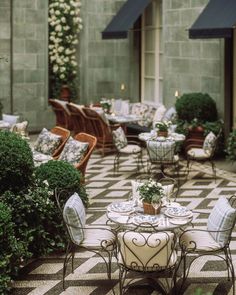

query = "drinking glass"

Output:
[[151, 199, 160, 215]]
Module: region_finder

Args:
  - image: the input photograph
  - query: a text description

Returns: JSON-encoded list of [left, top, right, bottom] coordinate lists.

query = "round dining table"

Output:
[[106, 200, 193, 232]]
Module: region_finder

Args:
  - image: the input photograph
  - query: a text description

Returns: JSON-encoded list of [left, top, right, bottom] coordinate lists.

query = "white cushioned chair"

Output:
[[177, 195, 236, 294], [55, 191, 116, 290], [116, 228, 177, 294], [185, 130, 221, 181], [112, 127, 143, 172]]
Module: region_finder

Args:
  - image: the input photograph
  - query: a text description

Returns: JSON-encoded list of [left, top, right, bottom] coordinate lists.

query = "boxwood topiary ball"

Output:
[[0, 131, 34, 194]]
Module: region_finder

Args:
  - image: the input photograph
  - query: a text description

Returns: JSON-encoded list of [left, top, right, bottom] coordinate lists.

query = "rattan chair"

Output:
[[55, 190, 116, 290], [176, 195, 236, 294], [49, 99, 72, 130], [73, 132, 97, 177], [66, 103, 86, 135], [51, 126, 71, 159], [116, 227, 178, 294], [82, 107, 119, 156]]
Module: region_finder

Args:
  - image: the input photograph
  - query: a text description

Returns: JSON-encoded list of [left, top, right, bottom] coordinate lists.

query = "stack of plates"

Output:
[[108, 202, 134, 214], [164, 206, 192, 218]]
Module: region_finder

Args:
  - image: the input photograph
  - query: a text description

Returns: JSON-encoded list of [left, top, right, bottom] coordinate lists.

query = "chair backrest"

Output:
[[49, 99, 71, 129], [50, 126, 70, 159], [66, 103, 86, 134], [55, 191, 86, 246], [117, 230, 177, 272], [73, 132, 97, 177], [207, 196, 236, 247], [147, 140, 176, 163]]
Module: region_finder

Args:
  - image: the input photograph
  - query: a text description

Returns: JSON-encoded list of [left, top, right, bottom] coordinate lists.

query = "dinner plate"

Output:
[[133, 214, 160, 226], [164, 206, 192, 218], [108, 202, 134, 213], [169, 218, 190, 225]]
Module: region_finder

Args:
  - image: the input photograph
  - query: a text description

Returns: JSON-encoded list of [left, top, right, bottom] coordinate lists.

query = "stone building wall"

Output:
[[162, 0, 224, 116], [0, 0, 54, 131]]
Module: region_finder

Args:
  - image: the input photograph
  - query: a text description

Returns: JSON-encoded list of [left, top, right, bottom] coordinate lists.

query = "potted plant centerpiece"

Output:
[[155, 121, 171, 137], [138, 179, 164, 215], [100, 99, 112, 114]]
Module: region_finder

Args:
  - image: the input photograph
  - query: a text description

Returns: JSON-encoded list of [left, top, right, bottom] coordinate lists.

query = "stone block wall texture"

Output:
[[79, 0, 140, 104], [79, 0, 224, 116], [0, 0, 54, 131]]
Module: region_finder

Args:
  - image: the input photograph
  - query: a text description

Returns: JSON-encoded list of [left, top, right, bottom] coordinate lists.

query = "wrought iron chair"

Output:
[[185, 129, 222, 181], [55, 190, 116, 290], [82, 107, 119, 156], [116, 227, 178, 294], [66, 103, 86, 135], [112, 126, 144, 172], [176, 195, 236, 294], [49, 99, 72, 130], [73, 132, 97, 178], [146, 140, 180, 182]]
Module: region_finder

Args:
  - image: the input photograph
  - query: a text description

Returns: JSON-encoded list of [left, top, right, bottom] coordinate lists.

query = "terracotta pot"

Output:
[[60, 85, 71, 102], [143, 202, 161, 215], [158, 131, 168, 137]]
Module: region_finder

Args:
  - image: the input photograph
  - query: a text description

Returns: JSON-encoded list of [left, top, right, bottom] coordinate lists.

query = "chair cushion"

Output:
[[117, 231, 177, 271], [131, 180, 142, 203], [130, 103, 156, 127], [187, 148, 210, 160], [152, 105, 166, 126], [207, 197, 236, 246], [147, 140, 176, 162], [203, 132, 216, 155], [32, 150, 53, 167], [162, 107, 176, 122], [112, 127, 128, 150], [119, 144, 141, 154], [34, 128, 62, 155], [179, 230, 221, 251], [59, 137, 89, 165], [11, 121, 28, 134], [81, 226, 115, 250], [63, 192, 86, 245]]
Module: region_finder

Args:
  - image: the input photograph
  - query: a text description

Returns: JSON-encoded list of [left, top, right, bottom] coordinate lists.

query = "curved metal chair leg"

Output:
[[119, 267, 127, 295], [62, 243, 73, 290]]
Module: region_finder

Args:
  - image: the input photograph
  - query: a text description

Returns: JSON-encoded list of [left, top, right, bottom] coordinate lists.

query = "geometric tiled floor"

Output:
[[11, 152, 236, 294]]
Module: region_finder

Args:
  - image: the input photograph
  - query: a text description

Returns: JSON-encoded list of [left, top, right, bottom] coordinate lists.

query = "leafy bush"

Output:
[[225, 130, 236, 161], [0, 202, 26, 294], [2, 182, 67, 257], [175, 93, 218, 122], [35, 160, 89, 206], [0, 131, 34, 194]]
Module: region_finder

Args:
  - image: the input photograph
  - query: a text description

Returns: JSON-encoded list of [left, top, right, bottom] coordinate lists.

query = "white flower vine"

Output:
[[48, 0, 82, 99]]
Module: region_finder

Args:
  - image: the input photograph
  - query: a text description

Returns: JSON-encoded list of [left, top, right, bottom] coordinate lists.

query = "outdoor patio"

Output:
[[10, 150, 236, 295]]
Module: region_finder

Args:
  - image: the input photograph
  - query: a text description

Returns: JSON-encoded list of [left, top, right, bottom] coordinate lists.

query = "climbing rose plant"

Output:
[[48, 0, 82, 100]]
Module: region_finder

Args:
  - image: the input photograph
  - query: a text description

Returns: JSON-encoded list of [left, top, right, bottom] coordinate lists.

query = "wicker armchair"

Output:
[[49, 99, 72, 130], [73, 132, 97, 177], [66, 103, 86, 135], [82, 107, 119, 156], [51, 126, 70, 159]]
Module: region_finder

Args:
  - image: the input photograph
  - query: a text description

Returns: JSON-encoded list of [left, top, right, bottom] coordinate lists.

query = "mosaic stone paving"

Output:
[[11, 152, 236, 295]]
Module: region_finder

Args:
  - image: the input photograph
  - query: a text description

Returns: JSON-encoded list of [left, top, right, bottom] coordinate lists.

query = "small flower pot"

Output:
[[143, 202, 161, 215], [158, 131, 168, 137]]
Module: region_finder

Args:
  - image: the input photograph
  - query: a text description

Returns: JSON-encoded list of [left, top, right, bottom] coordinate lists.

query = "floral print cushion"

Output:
[[112, 127, 128, 150], [203, 132, 217, 155], [59, 137, 89, 165], [34, 128, 62, 155], [130, 103, 156, 127]]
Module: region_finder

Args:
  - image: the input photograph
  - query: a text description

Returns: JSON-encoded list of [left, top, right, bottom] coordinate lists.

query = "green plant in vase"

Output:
[[155, 121, 171, 137], [100, 99, 111, 114]]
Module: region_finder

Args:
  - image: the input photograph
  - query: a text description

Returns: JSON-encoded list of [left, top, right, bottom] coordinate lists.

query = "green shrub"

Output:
[[2, 182, 67, 257], [225, 129, 236, 161], [35, 160, 89, 206], [0, 202, 26, 294], [175, 92, 218, 122], [0, 131, 34, 194]]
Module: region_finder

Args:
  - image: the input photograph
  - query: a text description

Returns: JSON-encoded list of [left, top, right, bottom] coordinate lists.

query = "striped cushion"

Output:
[[63, 193, 86, 245], [147, 140, 176, 162], [207, 197, 236, 246]]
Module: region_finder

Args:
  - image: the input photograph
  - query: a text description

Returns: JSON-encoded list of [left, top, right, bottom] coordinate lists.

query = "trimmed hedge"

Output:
[[0, 131, 34, 194], [175, 92, 218, 122]]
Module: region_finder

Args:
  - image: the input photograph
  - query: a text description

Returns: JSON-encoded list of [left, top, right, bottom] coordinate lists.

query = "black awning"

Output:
[[102, 0, 152, 39], [189, 0, 236, 39]]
